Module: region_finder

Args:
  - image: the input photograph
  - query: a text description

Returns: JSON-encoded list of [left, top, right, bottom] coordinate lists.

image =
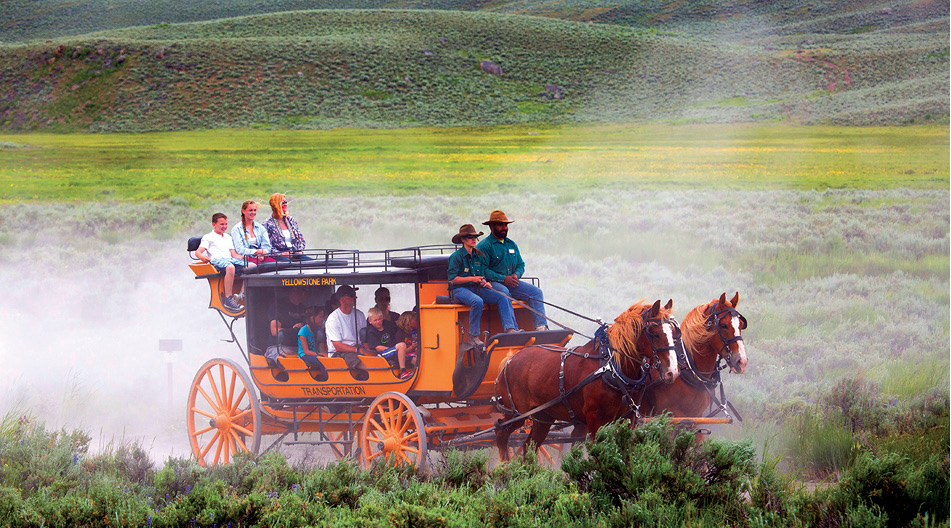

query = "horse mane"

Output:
[[681, 299, 720, 357], [606, 301, 672, 369]]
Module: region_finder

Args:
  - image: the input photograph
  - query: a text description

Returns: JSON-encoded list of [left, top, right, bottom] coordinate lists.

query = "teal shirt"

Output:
[[475, 236, 525, 282], [447, 247, 489, 291]]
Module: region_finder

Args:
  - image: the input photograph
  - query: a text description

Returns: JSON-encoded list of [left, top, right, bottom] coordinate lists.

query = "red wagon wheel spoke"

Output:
[[231, 430, 249, 453], [192, 425, 215, 436], [187, 359, 261, 467], [191, 407, 216, 420], [195, 385, 219, 411], [199, 431, 221, 460], [207, 369, 225, 409], [226, 370, 237, 410]]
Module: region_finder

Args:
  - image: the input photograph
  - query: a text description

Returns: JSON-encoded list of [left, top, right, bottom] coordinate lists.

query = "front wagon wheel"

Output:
[[360, 392, 428, 471], [187, 358, 261, 467]]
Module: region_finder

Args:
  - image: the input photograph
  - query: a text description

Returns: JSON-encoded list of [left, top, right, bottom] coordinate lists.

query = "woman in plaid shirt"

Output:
[[264, 193, 308, 259]]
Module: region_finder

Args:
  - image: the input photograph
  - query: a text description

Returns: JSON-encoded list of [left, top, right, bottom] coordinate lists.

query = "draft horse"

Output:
[[644, 292, 748, 420], [494, 299, 681, 461]]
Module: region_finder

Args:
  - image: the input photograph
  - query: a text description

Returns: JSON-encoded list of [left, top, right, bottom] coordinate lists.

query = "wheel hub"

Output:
[[215, 413, 232, 432], [379, 434, 398, 453]]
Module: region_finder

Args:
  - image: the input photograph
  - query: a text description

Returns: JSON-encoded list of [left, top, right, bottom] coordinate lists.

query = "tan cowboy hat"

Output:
[[452, 224, 484, 244], [482, 210, 514, 225]]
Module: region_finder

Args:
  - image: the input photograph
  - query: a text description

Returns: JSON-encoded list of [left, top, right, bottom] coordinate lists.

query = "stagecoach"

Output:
[[185, 243, 579, 468], [185, 242, 746, 469]]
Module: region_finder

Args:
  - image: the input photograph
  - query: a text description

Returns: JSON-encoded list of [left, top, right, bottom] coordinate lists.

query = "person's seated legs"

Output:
[[301, 355, 329, 382], [338, 351, 369, 381], [449, 287, 485, 349], [478, 285, 518, 334], [508, 281, 548, 331]]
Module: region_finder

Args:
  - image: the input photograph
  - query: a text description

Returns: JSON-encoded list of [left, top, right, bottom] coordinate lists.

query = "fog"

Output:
[[1, 187, 947, 463]]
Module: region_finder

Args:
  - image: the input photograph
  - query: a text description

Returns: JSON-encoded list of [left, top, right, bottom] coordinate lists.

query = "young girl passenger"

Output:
[[297, 306, 329, 381]]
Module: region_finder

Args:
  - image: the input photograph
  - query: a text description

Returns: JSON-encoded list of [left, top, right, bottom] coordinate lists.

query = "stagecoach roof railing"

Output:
[[237, 244, 458, 277]]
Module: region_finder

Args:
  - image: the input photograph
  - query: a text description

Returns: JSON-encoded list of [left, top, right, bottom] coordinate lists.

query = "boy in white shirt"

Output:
[[196, 213, 256, 312], [324, 285, 369, 381]]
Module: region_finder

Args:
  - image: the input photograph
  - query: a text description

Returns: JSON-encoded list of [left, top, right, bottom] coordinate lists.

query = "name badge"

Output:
[[464, 267, 470, 272], [508, 249, 515, 254]]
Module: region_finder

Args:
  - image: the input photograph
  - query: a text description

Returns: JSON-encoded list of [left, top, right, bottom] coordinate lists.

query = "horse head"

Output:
[[607, 299, 681, 384], [704, 292, 748, 374]]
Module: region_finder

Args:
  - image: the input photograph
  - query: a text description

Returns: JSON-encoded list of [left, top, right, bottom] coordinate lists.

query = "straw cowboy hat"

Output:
[[452, 224, 484, 244], [482, 210, 514, 225]]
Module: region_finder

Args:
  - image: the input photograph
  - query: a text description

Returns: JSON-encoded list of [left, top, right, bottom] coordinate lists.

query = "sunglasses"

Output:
[[281, 200, 288, 205], [463, 235, 479, 240]]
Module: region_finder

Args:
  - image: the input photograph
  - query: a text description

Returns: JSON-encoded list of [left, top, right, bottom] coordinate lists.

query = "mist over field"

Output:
[[1, 186, 946, 462]]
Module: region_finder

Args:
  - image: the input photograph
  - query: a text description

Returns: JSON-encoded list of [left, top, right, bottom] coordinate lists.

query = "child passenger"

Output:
[[395, 311, 419, 367], [297, 306, 329, 381], [367, 307, 413, 380], [196, 213, 256, 312]]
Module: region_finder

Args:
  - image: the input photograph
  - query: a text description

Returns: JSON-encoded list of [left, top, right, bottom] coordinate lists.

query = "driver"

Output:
[[476, 210, 549, 331]]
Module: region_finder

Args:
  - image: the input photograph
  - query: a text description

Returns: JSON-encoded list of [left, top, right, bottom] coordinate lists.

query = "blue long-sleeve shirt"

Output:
[[230, 221, 273, 256]]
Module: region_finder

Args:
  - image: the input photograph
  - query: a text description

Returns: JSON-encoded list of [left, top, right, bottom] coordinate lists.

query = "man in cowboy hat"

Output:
[[476, 210, 549, 331], [448, 224, 517, 349]]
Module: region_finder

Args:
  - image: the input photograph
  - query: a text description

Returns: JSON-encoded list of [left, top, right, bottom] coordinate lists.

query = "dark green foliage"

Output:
[[831, 451, 950, 528], [301, 458, 367, 508], [562, 418, 755, 525], [1, 395, 948, 527]]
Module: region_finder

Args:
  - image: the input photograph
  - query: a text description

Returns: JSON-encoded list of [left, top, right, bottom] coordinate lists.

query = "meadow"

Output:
[[0, 124, 948, 526], [0, 124, 947, 202]]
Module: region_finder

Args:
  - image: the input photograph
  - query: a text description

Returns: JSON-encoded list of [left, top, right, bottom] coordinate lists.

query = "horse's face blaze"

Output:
[[716, 312, 748, 374], [643, 320, 679, 383]]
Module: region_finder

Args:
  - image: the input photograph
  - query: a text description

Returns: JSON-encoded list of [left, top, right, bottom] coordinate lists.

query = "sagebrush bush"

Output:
[[563, 418, 756, 526]]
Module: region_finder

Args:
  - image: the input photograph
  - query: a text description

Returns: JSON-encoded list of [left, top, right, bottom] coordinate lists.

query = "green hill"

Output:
[[3, 0, 947, 43], [0, 6, 946, 131]]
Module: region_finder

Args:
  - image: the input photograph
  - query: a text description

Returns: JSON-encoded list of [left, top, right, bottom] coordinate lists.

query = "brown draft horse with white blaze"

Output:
[[494, 300, 681, 461], [644, 292, 748, 420]]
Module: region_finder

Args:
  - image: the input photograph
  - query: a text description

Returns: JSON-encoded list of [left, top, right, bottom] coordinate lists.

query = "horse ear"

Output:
[[718, 292, 727, 306], [730, 292, 739, 308], [664, 299, 673, 311], [650, 299, 662, 317]]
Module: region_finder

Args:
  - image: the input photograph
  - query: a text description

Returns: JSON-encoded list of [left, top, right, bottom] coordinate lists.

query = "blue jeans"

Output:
[[450, 286, 517, 337], [491, 281, 547, 328]]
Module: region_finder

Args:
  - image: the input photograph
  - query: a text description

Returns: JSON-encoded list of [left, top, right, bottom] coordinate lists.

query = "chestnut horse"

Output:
[[494, 299, 681, 461], [644, 292, 748, 419]]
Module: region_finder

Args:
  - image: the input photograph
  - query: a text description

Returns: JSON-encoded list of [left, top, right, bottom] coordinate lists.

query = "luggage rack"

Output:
[[237, 244, 458, 276]]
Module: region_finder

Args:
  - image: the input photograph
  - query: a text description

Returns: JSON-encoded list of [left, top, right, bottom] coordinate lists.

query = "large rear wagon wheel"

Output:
[[187, 358, 261, 467], [360, 392, 428, 471]]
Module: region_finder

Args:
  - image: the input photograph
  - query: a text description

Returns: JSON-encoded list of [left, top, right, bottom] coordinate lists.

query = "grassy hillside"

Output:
[[3, 0, 947, 43], [0, 9, 946, 132]]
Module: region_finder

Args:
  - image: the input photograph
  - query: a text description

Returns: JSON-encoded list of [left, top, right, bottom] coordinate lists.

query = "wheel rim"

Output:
[[187, 358, 261, 467], [360, 392, 428, 470]]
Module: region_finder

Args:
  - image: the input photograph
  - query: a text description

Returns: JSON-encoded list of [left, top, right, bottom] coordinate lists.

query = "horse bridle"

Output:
[[704, 304, 747, 369]]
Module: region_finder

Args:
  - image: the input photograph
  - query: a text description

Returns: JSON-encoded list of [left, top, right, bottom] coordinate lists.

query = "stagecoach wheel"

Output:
[[536, 443, 565, 468], [509, 422, 565, 468], [327, 429, 356, 460], [187, 358, 261, 467], [360, 392, 428, 471]]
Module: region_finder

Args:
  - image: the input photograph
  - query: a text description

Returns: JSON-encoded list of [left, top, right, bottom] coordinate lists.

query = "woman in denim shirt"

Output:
[[232, 200, 285, 263], [264, 193, 309, 259]]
